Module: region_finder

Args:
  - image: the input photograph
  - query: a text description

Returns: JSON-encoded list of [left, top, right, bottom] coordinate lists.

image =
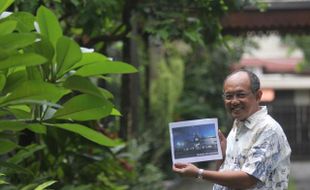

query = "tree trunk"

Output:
[[119, 0, 139, 140]]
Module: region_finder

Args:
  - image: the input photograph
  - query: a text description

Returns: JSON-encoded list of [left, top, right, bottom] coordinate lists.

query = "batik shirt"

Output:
[[213, 106, 291, 190]]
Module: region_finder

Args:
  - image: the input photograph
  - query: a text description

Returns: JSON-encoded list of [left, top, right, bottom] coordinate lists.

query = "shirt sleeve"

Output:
[[241, 129, 282, 183]]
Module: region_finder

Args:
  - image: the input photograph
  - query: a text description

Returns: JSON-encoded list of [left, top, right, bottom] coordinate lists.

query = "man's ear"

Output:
[[256, 89, 263, 101]]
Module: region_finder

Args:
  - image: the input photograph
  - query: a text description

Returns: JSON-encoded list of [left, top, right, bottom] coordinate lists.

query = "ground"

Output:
[[165, 161, 310, 190]]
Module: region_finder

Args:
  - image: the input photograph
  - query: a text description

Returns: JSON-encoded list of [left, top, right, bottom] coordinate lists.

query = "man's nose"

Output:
[[230, 96, 240, 103]]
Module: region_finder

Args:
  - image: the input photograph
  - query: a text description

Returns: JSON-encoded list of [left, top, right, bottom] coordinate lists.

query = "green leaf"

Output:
[[27, 124, 46, 134], [26, 65, 43, 80], [34, 180, 57, 190], [0, 179, 8, 185], [9, 12, 36, 32], [36, 6, 63, 48], [75, 61, 137, 77], [21, 184, 38, 190], [0, 120, 27, 132], [0, 80, 69, 106], [0, 139, 17, 154], [0, 20, 17, 35], [32, 36, 54, 76], [56, 36, 82, 77], [0, 161, 33, 175], [99, 88, 114, 99], [63, 75, 105, 98], [0, 53, 47, 70], [50, 123, 122, 147], [53, 94, 113, 121], [0, 73, 6, 91], [8, 108, 31, 119], [0, 47, 10, 60], [8, 144, 45, 164], [0, 33, 37, 51], [33, 36, 54, 61], [111, 108, 121, 116], [2, 70, 27, 94], [0, 110, 9, 117], [71, 52, 108, 70], [0, 0, 14, 13]]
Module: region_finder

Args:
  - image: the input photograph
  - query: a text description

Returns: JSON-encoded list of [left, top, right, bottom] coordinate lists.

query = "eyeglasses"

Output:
[[222, 91, 251, 100]]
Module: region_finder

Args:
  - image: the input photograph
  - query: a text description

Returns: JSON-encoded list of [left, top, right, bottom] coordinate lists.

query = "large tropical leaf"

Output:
[[36, 6, 62, 48], [26, 64, 44, 80], [2, 70, 27, 94], [0, 161, 33, 175], [7, 108, 31, 119], [0, 53, 47, 70], [0, 47, 9, 60], [32, 36, 54, 61], [0, 73, 6, 91], [0, 0, 14, 13], [50, 123, 122, 147], [111, 108, 121, 116], [52, 94, 113, 121], [0, 120, 28, 132], [63, 75, 105, 98], [56, 36, 82, 77], [0, 33, 37, 51], [0, 20, 16, 35], [70, 52, 108, 70], [0, 139, 17, 154], [0, 80, 69, 106], [7, 144, 45, 164], [0, 173, 7, 185], [31, 36, 54, 78], [27, 124, 47, 134], [75, 61, 137, 77], [34, 180, 57, 190], [9, 12, 36, 33], [0, 120, 45, 134], [7, 105, 31, 119], [21, 184, 39, 190]]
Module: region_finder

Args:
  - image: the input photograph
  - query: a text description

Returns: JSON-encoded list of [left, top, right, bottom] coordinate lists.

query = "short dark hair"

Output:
[[224, 69, 260, 93]]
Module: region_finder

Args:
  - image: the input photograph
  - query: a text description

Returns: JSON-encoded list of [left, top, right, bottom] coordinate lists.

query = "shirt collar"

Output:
[[235, 106, 267, 130]]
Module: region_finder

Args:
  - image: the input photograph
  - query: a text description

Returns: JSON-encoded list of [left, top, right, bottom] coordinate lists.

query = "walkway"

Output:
[[290, 161, 310, 190]]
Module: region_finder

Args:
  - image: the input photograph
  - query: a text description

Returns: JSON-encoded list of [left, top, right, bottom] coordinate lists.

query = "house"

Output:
[[234, 34, 310, 159]]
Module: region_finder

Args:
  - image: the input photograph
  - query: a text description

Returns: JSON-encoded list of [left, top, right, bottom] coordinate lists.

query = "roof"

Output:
[[221, 1, 310, 35], [236, 58, 301, 73]]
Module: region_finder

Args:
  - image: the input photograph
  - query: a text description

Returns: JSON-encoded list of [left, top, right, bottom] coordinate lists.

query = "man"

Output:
[[173, 69, 291, 189]]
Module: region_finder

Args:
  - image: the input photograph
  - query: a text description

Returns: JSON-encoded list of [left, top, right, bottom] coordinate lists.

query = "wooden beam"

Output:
[[221, 9, 310, 35]]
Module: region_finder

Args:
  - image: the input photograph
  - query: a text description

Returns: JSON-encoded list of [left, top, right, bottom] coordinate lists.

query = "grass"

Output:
[[288, 177, 296, 190]]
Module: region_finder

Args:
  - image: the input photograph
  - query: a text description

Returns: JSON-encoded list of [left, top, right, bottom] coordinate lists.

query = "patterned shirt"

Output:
[[213, 106, 291, 190]]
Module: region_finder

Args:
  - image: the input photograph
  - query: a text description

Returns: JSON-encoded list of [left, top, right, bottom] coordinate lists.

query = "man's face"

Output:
[[223, 72, 261, 121]]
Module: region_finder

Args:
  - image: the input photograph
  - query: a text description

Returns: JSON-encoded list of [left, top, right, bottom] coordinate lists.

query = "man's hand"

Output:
[[172, 163, 199, 178]]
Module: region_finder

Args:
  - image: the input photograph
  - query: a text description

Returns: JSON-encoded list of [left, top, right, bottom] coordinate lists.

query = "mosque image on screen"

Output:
[[172, 123, 218, 159]]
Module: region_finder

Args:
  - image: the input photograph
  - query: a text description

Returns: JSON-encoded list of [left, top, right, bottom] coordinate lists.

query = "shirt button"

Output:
[[235, 138, 239, 141]]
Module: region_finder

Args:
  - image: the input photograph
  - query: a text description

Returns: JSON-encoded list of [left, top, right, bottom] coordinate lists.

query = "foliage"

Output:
[[11, 0, 263, 187], [282, 35, 310, 72], [12, 0, 261, 49], [0, 1, 138, 189], [145, 41, 188, 166], [176, 37, 248, 131]]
